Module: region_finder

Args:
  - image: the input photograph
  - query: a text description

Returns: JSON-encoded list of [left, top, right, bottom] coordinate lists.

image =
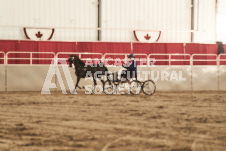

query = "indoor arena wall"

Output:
[[2, 65, 225, 92], [6, 65, 53, 91], [192, 66, 218, 90], [219, 66, 226, 91], [0, 65, 5, 91]]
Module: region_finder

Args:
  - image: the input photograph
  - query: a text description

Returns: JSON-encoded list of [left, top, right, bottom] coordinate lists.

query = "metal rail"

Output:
[[191, 54, 218, 65], [56, 52, 104, 65], [148, 53, 191, 65], [6, 51, 55, 65], [103, 53, 148, 66], [0, 51, 5, 64], [1, 51, 226, 66], [218, 54, 226, 65]]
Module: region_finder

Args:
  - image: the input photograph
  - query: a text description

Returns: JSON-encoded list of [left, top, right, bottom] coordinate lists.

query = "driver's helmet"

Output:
[[128, 54, 135, 58]]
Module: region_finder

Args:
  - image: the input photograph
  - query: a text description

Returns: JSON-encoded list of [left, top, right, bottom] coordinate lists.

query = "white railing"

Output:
[[1, 51, 226, 66], [6, 51, 55, 65], [103, 53, 148, 66], [218, 54, 226, 65], [132, 53, 148, 66], [103, 53, 130, 65], [0, 51, 5, 64], [191, 54, 218, 65], [148, 53, 191, 65], [56, 52, 104, 65]]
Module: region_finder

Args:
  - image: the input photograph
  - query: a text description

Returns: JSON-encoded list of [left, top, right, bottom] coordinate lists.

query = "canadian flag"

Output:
[[133, 30, 161, 42], [24, 27, 54, 41]]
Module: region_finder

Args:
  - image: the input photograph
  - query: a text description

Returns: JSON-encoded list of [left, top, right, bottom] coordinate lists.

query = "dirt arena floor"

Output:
[[0, 91, 225, 151]]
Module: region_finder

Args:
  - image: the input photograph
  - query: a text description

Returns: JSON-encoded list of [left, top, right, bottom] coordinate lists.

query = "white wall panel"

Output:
[[194, 0, 216, 42], [216, 0, 226, 42], [0, 0, 222, 42], [100, 0, 192, 42], [0, 0, 98, 41]]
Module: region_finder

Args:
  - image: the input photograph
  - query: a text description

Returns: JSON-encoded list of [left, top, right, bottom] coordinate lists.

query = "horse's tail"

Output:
[[97, 62, 111, 79]]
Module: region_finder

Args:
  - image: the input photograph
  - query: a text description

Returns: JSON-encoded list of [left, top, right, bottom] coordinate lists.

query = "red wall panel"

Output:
[[77, 42, 131, 64], [77, 42, 131, 53], [133, 43, 166, 54], [0, 40, 19, 53], [165, 43, 184, 53], [0, 40, 222, 65], [185, 43, 218, 54], [185, 43, 218, 65], [38, 41, 76, 64]]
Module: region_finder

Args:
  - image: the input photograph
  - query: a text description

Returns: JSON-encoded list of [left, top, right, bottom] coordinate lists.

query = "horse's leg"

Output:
[[92, 76, 98, 94], [71, 77, 80, 94], [106, 72, 112, 85], [100, 77, 106, 92], [75, 77, 82, 89], [101, 79, 104, 85], [103, 71, 112, 85], [93, 76, 97, 87], [97, 75, 104, 85], [98, 75, 105, 89]]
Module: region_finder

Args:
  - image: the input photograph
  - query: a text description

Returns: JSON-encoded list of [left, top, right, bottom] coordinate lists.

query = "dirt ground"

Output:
[[0, 91, 225, 151]]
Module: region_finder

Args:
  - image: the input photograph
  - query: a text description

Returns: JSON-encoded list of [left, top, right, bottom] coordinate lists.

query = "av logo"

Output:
[[41, 58, 75, 94]]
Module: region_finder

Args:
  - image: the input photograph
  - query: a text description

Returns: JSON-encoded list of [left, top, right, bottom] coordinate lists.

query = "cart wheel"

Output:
[[117, 82, 130, 95], [142, 80, 156, 95], [103, 80, 114, 95], [130, 80, 142, 95]]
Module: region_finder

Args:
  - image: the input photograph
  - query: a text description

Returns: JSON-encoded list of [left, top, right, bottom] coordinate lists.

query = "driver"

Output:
[[122, 54, 137, 81]]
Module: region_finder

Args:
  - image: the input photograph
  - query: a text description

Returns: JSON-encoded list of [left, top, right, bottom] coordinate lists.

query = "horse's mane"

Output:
[[73, 55, 108, 70], [74, 55, 85, 66]]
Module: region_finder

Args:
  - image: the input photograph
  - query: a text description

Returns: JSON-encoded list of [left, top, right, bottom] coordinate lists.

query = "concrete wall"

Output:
[[0, 65, 5, 91], [219, 66, 226, 91], [1, 65, 225, 92], [57, 65, 191, 92], [6, 65, 54, 91], [146, 66, 192, 91], [192, 66, 218, 90]]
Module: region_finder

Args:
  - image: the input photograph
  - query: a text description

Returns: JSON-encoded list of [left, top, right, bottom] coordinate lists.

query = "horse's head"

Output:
[[68, 55, 74, 67], [73, 55, 80, 64], [68, 55, 84, 67]]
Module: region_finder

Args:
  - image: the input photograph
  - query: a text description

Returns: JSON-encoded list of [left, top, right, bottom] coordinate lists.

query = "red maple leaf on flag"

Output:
[[144, 34, 151, 40], [36, 31, 43, 38]]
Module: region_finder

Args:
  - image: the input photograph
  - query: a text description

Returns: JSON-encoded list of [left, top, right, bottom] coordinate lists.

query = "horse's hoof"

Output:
[[82, 86, 85, 89], [71, 89, 76, 95]]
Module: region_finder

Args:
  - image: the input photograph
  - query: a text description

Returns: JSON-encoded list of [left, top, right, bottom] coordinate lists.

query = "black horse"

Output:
[[68, 55, 110, 92]]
